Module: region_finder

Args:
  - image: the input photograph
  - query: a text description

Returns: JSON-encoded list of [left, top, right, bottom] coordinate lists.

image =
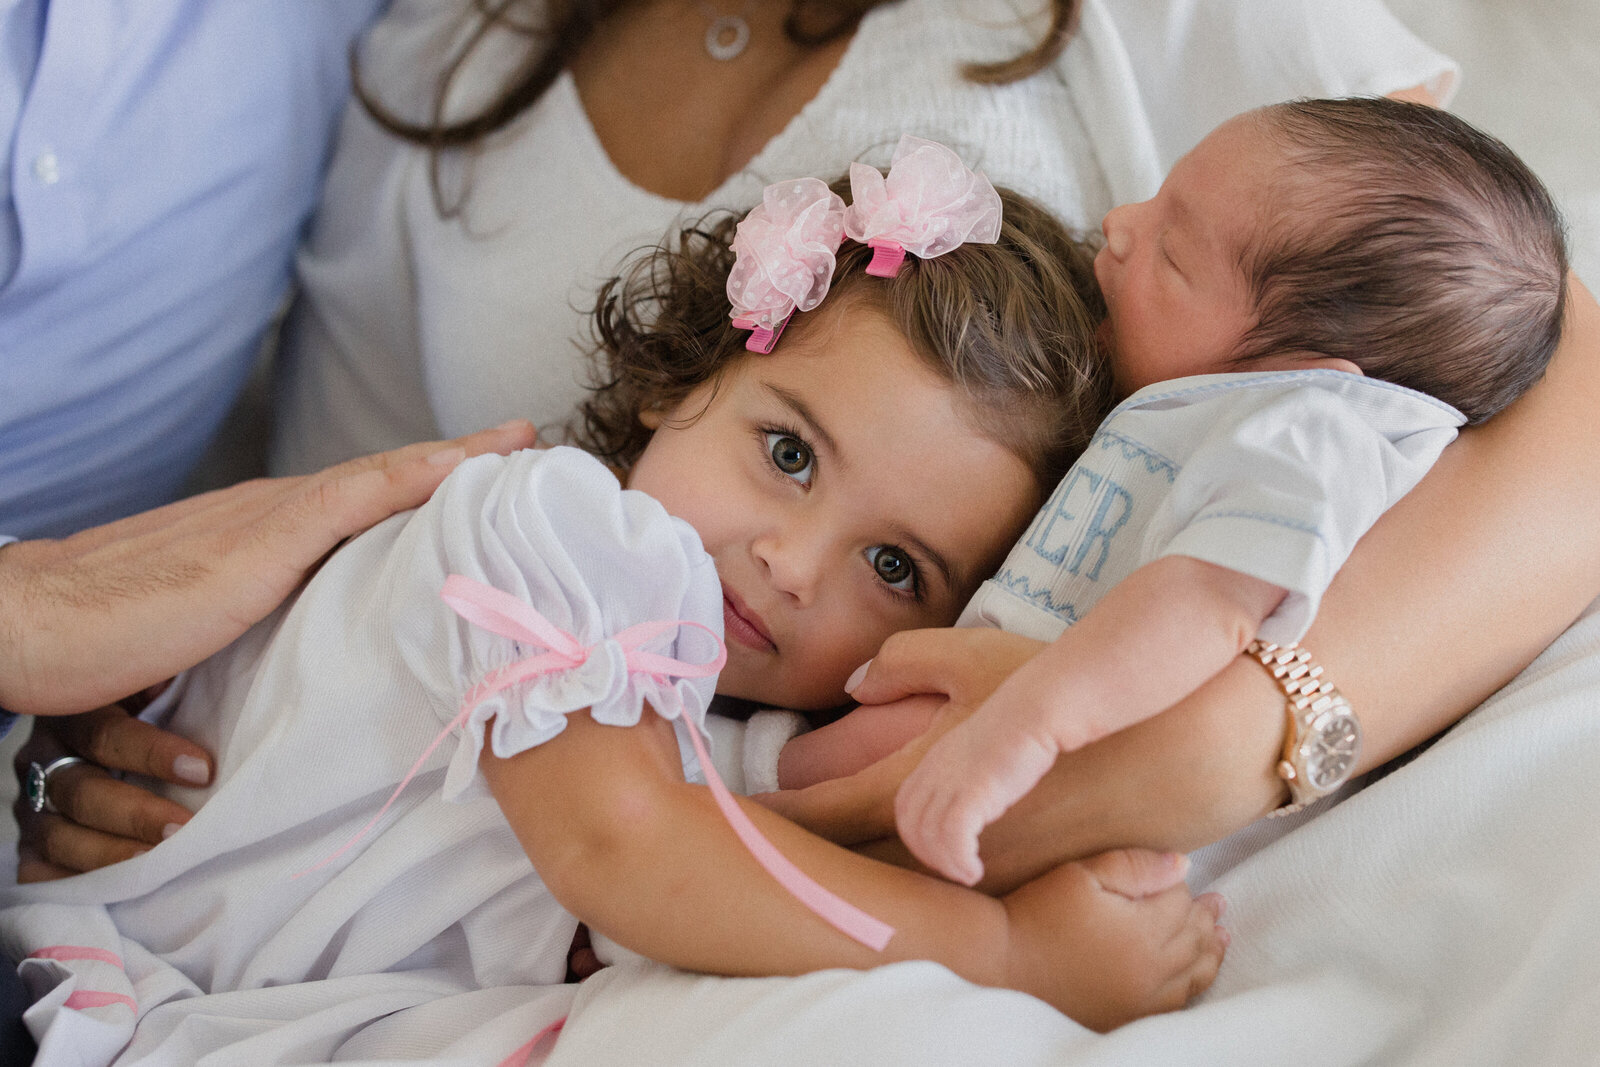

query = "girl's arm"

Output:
[[479, 707, 1226, 1031], [778, 277, 1600, 893]]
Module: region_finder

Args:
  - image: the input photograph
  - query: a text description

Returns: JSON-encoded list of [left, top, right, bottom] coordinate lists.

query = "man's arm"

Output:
[[10, 421, 538, 881]]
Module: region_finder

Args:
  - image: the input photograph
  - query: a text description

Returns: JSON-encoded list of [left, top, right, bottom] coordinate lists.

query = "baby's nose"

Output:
[[1102, 213, 1133, 259]]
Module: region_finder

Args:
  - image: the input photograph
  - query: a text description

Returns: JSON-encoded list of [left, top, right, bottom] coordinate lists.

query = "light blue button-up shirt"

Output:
[[0, 0, 386, 541], [0, 0, 385, 734]]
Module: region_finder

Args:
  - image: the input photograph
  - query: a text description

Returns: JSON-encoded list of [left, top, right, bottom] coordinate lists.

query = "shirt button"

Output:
[[33, 151, 61, 185]]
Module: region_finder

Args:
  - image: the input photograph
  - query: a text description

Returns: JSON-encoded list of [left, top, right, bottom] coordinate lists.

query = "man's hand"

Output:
[[0, 421, 536, 716], [5, 421, 537, 880]]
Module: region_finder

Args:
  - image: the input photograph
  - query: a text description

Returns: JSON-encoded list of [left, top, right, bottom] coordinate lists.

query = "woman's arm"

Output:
[[480, 708, 1226, 1031], [777, 277, 1600, 893]]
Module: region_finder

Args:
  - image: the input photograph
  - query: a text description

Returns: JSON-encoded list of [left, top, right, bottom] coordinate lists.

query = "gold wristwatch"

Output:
[[1243, 640, 1361, 817]]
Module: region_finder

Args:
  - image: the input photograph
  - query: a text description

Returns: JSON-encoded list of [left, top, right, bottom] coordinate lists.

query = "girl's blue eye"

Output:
[[866, 545, 916, 593], [766, 432, 814, 484]]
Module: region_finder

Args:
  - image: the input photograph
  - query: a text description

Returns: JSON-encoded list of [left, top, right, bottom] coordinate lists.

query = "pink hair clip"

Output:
[[727, 177, 847, 353], [844, 135, 1003, 277]]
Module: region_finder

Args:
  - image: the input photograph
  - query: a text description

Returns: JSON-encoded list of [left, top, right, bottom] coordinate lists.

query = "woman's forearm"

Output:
[[943, 277, 1600, 892]]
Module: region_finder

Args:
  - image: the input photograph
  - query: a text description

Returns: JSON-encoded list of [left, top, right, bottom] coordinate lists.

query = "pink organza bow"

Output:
[[301, 575, 895, 953], [727, 177, 847, 353], [844, 135, 1003, 278]]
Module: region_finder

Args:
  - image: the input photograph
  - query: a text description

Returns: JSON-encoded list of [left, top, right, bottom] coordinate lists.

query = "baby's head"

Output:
[[1097, 97, 1568, 422], [578, 155, 1108, 708]]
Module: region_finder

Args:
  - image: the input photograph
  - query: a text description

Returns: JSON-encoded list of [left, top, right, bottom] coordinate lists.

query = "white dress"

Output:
[[269, 0, 1457, 474], [0, 448, 727, 1065]]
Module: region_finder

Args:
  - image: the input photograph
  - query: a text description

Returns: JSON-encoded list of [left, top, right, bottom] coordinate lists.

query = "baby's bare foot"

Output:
[[1001, 848, 1227, 1031]]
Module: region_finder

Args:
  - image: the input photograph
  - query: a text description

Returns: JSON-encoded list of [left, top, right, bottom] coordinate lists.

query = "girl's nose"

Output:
[[752, 529, 823, 607]]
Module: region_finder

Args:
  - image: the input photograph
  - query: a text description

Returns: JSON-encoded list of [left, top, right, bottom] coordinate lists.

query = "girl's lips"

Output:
[[722, 590, 775, 652]]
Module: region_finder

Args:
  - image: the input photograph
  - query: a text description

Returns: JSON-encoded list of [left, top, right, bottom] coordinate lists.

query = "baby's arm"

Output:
[[481, 706, 1226, 1031], [896, 555, 1284, 885]]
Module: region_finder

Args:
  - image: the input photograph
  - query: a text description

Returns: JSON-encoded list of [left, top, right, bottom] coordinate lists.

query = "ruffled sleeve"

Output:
[[379, 447, 724, 803]]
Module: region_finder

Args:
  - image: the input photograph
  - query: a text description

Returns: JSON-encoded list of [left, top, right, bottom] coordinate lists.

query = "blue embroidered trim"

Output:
[[990, 569, 1082, 625], [1092, 428, 1178, 483]]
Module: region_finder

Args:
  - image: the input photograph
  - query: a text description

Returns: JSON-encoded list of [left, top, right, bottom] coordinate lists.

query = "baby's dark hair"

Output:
[[1235, 97, 1568, 423], [576, 179, 1111, 494]]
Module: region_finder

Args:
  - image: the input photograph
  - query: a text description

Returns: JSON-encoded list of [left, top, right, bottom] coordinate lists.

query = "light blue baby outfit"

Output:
[[959, 370, 1464, 645]]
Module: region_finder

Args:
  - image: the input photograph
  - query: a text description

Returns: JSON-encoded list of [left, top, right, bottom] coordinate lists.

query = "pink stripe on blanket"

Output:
[[63, 991, 136, 1012], [29, 946, 124, 968], [496, 1017, 566, 1067]]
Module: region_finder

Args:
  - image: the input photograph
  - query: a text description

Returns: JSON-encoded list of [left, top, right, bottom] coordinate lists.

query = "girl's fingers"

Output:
[[1081, 848, 1192, 900]]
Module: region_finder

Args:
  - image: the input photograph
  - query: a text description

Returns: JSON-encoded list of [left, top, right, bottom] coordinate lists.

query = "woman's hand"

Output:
[[5, 421, 537, 880], [13, 693, 209, 882], [755, 628, 1045, 844]]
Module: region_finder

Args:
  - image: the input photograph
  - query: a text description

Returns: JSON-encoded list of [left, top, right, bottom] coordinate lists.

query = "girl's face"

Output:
[[627, 302, 1038, 710]]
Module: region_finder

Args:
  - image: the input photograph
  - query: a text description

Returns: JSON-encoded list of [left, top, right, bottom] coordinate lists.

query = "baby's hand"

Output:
[[1002, 849, 1227, 1031], [895, 710, 1059, 885]]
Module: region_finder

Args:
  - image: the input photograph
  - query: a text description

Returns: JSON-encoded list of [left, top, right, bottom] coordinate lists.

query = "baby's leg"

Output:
[[1001, 849, 1226, 1030], [776, 695, 942, 789]]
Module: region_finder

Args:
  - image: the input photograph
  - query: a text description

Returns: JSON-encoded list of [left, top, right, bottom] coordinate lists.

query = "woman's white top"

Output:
[[270, 0, 1456, 473], [960, 371, 1465, 644], [2, 448, 722, 1008]]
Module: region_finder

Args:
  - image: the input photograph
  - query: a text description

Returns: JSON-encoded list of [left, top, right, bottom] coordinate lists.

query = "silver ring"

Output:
[[25, 756, 90, 814]]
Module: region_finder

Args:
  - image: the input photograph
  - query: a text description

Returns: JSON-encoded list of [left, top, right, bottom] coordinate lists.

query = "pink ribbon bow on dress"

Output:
[[300, 575, 895, 954]]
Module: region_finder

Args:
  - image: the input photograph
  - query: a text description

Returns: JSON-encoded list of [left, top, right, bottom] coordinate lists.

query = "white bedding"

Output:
[[7, 2, 1598, 1063]]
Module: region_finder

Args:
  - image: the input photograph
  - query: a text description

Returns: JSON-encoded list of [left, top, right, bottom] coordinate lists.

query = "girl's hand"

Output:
[[1001, 848, 1227, 1031]]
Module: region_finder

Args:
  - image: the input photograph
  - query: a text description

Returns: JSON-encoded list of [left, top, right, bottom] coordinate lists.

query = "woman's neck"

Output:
[[569, 0, 862, 202]]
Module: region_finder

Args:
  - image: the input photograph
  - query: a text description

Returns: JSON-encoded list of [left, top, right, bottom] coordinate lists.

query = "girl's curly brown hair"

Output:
[[574, 179, 1111, 495]]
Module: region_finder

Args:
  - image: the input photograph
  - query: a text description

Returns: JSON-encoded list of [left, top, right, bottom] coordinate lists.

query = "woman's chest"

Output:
[[567, 2, 853, 202]]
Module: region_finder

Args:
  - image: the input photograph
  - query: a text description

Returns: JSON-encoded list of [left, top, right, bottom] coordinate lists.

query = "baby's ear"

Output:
[[639, 406, 664, 429]]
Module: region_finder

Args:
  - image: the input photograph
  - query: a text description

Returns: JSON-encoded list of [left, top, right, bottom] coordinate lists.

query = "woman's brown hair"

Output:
[[355, 0, 1084, 216], [574, 178, 1111, 493]]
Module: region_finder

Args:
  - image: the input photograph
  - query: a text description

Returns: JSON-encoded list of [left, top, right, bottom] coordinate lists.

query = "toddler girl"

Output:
[[878, 98, 1570, 885], [2, 139, 1224, 1062]]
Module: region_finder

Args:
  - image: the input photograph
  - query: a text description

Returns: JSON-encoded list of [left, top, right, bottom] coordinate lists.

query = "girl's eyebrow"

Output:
[[763, 384, 842, 464]]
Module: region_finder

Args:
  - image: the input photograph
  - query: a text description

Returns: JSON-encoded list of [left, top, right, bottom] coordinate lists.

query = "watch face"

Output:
[[1303, 702, 1361, 792]]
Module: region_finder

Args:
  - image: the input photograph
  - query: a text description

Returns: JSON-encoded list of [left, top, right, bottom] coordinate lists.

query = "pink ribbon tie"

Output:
[[298, 575, 895, 953]]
